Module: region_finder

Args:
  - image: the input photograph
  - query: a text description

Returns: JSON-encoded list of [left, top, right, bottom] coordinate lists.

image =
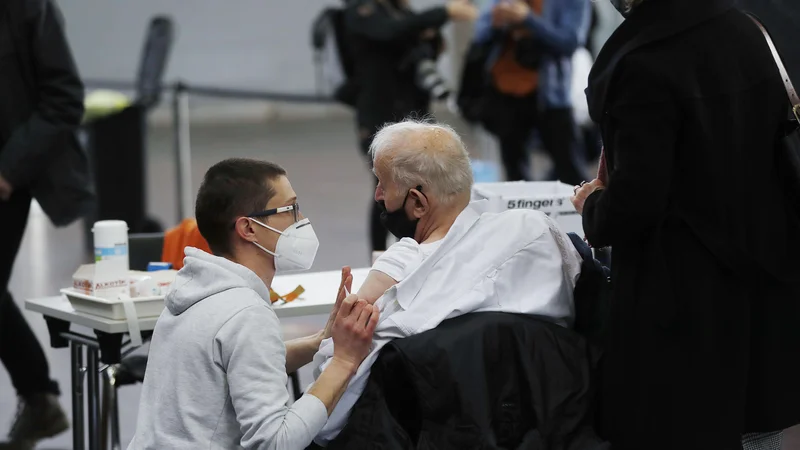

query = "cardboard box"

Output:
[[73, 265, 177, 300], [471, 181, 583, 235], [72, 264, 128, 300]]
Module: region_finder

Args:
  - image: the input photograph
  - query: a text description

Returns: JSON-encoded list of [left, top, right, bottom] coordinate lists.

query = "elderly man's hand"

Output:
[[0, 174, 13, 201], [571, 179, 605, 216]]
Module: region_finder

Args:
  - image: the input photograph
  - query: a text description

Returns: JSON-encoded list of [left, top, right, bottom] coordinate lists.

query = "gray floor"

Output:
[[1, 114, 798, 448]]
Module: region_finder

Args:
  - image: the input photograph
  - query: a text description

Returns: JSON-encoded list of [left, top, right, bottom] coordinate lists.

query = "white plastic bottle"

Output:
[[92, 220, 129, 300]]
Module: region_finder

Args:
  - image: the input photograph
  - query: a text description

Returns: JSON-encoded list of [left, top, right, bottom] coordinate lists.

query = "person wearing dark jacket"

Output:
[[571, 0, 800, 448], [473, 0, 591, 183], [343, 0, 477, 253], [0, 0, 92, 447]]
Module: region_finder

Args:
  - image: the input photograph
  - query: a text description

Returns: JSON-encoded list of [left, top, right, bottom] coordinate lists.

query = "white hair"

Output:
[[369, 119, 473, 204]]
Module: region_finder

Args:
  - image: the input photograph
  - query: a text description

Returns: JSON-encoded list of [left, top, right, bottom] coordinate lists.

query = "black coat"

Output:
[[326, 313, 609, 450], [343, 0, 446, 132], [584, 0, 800, 448], [0, 0, 93, 227]]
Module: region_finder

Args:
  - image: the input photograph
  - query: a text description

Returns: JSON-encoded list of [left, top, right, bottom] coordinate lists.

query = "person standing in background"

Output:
[[0, 0, 93, 448], [572, 0, 800, 448], [343, 0, 478, 254], [473, 0, 591, 183]]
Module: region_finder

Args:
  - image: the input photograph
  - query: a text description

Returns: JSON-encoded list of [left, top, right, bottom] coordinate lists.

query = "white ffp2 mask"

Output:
[[249, 217, 319, 274]]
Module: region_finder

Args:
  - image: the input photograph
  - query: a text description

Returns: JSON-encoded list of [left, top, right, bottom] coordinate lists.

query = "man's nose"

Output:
[[375, 185, 384, 203]]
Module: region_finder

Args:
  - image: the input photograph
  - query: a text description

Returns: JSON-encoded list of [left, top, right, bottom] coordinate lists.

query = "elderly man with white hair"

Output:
[[311, 119, 582, 446]]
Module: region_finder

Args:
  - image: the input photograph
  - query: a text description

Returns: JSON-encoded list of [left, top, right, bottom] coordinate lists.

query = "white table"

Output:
[[24, 267, 370, 450], [26, 267, 370, 325], [270, 268, 369, 318]]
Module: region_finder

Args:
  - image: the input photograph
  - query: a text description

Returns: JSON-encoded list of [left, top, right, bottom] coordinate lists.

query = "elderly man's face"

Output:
[[373, 156, 404, 210], [372, 154, 431, 240]]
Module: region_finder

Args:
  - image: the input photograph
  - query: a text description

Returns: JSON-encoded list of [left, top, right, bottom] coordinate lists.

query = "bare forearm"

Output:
[[357, 270, 397, 305], [285, 333, 323, 374], [306, 358, 358, 415]]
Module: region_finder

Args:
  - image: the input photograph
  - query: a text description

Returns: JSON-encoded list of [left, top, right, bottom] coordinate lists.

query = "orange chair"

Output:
[[161, 218, 211, 270]]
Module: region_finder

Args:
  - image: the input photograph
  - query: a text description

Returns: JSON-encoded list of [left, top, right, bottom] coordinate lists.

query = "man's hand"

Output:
[[446, 0, 479, 22], [492, 1, 531, 26], [0, 174, 13, 201], [571, 179, 605, 216], [331, 295, 379, 372], [322, 266, 353, 341], [307, 294, 379, 415]]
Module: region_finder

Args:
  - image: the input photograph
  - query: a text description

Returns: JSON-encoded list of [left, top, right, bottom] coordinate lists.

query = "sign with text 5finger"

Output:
[[472, 181, 583, 235]]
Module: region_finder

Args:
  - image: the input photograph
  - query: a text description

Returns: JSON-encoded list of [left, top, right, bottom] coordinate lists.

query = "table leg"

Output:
[[108, 367, 122, 450], [101, 367, 113, 450], [87, 348, 101, 450], [71, 342, 85, 450]]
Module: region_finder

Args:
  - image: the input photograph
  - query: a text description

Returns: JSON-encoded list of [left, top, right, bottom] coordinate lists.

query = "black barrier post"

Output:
[[172, 81, 193, 222]]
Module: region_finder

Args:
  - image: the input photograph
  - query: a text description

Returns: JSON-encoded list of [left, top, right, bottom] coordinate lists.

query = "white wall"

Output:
[[59, 0, 459, 120]]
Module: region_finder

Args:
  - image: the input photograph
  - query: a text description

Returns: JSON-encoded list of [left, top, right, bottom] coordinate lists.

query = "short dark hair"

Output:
[[195, 158, 287, 256]]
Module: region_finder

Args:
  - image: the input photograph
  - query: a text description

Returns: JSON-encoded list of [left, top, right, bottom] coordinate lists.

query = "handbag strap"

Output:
[[747, 13, 800, 122]]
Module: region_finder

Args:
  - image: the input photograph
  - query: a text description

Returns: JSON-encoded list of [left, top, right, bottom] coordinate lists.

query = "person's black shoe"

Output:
[[3, 393, 69, 448]]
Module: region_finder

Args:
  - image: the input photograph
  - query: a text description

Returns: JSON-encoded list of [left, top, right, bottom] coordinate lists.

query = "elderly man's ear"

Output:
[[409, 188, 429, 219]]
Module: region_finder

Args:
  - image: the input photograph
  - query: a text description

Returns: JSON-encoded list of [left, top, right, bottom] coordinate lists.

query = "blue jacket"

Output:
[[474, 0, 591, 109]]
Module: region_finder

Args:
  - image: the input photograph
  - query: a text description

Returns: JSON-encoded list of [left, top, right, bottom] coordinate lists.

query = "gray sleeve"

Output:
[[214, 305, 328, 450]]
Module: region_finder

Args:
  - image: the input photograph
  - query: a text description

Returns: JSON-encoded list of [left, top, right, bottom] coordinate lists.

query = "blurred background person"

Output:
[[342, 0, 478, 253], [572, 0, 800, 448], [0, 0, 92, 447], [471, 0, 591, 184]]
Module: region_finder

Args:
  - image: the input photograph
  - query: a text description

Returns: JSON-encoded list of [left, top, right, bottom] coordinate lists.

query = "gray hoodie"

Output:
[[128, 248, 328, 450]]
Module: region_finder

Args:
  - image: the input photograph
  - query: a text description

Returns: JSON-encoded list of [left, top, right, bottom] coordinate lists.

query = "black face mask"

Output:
[[378, 186, 424, 240]]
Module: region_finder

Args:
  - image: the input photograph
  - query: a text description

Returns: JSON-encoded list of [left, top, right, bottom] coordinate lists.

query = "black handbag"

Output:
[[750, 14, 800, 212]]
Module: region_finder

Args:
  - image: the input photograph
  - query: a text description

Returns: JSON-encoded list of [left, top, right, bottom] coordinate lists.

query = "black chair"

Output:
[[128, 232, 166, 271], [102, 355, 149, 449]]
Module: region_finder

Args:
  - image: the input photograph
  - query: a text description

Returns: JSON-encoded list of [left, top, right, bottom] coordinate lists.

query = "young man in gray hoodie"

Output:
[[128, 159, 379, 450]]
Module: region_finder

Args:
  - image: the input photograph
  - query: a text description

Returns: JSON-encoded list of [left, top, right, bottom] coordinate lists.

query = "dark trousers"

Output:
[[484, 90, 587, 185], [0, 191, 59, 398], [358, 130, 388, 252]]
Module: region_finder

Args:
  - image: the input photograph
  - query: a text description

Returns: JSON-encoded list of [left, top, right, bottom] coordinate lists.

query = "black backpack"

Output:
[[311, 5, 359, 107]]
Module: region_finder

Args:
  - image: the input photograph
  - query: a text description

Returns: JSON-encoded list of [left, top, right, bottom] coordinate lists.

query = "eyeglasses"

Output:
[[247, 202, 300, 224]]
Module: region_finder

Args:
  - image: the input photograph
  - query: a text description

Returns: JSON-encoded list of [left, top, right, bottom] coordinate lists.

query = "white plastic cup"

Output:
[[92, 220, 129, 300]]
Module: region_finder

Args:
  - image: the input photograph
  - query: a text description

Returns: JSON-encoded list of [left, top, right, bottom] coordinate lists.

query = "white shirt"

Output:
[[312, 200, 582, 446], [372, 238, 443, 282]]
